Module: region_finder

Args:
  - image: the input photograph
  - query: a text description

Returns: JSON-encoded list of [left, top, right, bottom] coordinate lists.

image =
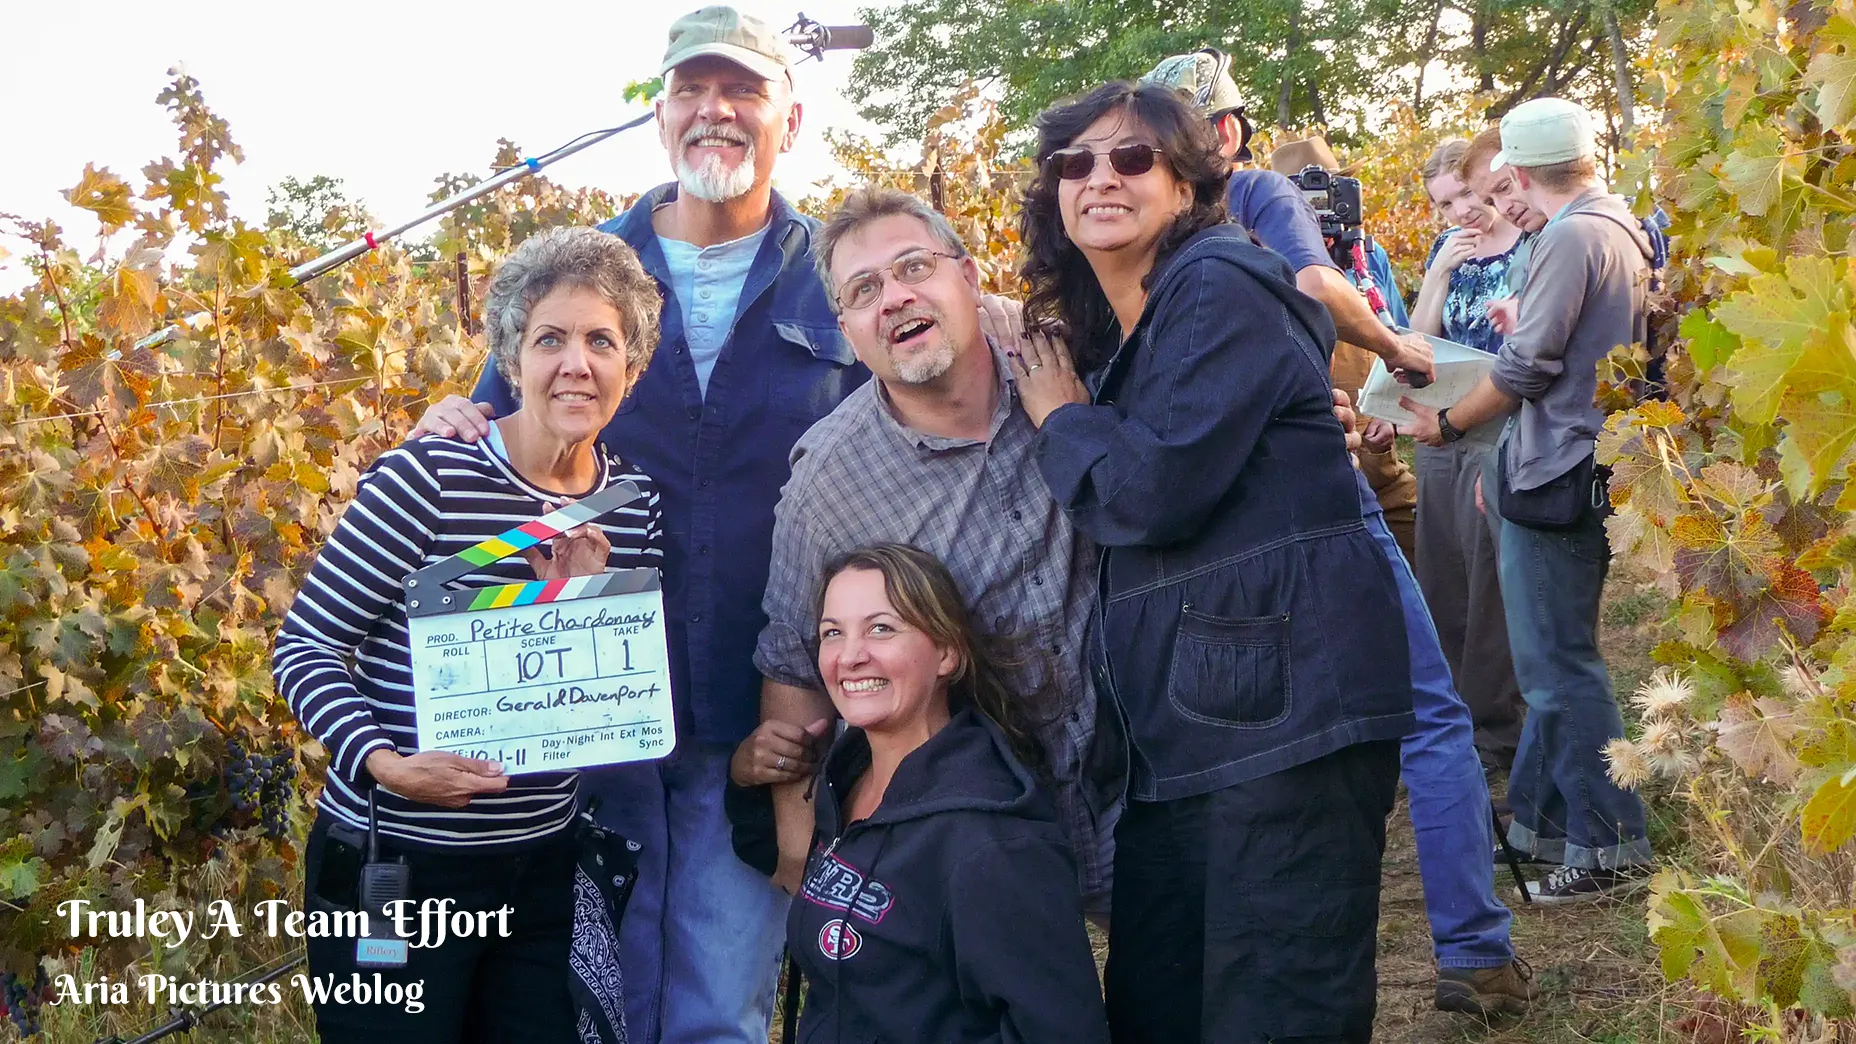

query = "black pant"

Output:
[[1104, 740, 1401, 1044], [304, 812, 577, 1044]]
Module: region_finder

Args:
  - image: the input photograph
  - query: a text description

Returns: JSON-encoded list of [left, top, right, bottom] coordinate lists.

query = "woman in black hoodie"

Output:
[[787, 544, 1109, 1044]]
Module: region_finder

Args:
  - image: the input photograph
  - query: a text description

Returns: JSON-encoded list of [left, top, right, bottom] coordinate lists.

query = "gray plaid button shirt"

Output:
[[753, 346, 1115, 901]]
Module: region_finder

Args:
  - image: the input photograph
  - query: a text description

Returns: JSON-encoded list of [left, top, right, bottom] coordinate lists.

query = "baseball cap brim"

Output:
[[1489, 149, 1512, 172], [660, 43, 789, 83]]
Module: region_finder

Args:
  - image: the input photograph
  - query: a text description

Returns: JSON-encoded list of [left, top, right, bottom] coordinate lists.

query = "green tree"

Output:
[[848, 0, 1651, 144], [263, 174, 370, 254]]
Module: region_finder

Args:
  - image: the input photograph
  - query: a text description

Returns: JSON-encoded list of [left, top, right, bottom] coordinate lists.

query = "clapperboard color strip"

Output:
[[406, 482, 643, 598], [455, 496, 619, 568], [461, 573, 641, 612]]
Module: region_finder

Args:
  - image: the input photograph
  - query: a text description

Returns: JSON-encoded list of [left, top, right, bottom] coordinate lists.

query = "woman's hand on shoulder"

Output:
[[1011, 321, 1089, 428], [366, 749, 509, 808], [730, 718, 831, 787], [520, 511, 611, 580]]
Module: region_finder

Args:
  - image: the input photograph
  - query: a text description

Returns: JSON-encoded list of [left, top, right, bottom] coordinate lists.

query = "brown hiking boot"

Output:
[[1435, 959, 1536, 1017]]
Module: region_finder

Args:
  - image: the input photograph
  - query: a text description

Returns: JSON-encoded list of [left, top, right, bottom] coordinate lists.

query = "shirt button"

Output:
[[695, 313, 709, 323], [700, 290, 712, 299], [699, 478, 710, 488], [1033, 575, 1044, 586], [687, 407, 700, 421], [692, 613, 704, 623], [699, 545, 710, 555], [1011, 510, 1022, 521]]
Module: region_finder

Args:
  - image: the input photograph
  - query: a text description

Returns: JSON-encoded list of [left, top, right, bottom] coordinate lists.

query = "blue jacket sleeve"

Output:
[[1228, 170, 1337, 274], [1035, 256, 1315, 548]]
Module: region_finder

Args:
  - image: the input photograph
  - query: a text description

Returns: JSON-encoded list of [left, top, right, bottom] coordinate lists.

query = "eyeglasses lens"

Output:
[[1048, 144, 1159, 180]]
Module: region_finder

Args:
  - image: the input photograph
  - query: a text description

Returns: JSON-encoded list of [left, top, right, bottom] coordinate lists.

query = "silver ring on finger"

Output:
[[1027, 363, 1043, 373], [776, 756, 788, 771]]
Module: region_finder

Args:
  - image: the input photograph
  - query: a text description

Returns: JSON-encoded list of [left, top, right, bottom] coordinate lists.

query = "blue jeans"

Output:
[[580, 743, 789, 1044], [1494, 505, 1651, 869], [1366, 512, 1514, 969]]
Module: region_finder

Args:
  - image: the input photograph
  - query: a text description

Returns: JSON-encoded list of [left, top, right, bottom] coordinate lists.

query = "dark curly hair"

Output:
[[1019, 81, 1232, 371]]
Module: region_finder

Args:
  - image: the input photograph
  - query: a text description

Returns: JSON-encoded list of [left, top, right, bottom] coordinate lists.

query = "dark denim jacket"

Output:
[[474, 185, 868, 744], [1035, 224, 1413, 801]]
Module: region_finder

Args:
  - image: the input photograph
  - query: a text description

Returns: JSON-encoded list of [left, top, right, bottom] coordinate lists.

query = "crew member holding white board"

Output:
[[273, 226, 664, 1041]]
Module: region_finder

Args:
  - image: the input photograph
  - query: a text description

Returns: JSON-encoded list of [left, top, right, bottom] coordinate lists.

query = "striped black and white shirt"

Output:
[[273, 432, 662, 849]]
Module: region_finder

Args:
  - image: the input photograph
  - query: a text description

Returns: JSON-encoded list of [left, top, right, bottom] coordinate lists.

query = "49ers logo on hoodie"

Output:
[[818, 919, 862, 960]]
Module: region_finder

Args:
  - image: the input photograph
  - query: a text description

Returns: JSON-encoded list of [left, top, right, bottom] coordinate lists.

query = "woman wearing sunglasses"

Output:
[[1012, 80, 1415, 1044]]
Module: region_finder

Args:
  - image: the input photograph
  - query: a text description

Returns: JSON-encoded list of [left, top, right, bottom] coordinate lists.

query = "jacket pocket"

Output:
[[1165, 608, 1293, 728]]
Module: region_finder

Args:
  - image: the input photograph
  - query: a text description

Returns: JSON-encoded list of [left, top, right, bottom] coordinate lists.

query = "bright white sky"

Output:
[[0, 1, 891, 289]]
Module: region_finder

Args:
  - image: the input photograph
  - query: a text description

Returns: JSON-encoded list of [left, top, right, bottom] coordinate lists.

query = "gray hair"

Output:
[[814, 187, 969, 313], [484, 227, 662, 399]]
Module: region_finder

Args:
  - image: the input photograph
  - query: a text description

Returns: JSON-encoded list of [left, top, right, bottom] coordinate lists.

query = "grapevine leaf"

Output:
[[144, 435, 212, 500], [1718, 564, 1832, 660], [62, 163, 136, 234], [1756, 913, 1813, 1007], [1720, 124, 1798, 217], [1778, 389, 1856, 494], [1680, 310, 1741, 370], [1712, 694, 1801, 783], [1715, 257, 1849, 422], [1802, 770, 1856, 854], [1671, 510, 1783, 608], [0, 836, 46, 901], [95, 265, 160, 338]]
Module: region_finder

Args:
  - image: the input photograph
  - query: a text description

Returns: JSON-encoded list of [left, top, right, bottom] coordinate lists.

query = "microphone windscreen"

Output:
[[821, 24, 875, 50]]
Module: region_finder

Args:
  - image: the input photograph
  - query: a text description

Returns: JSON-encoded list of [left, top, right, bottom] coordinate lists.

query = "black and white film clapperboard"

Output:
[[403, 482, 675, 772]]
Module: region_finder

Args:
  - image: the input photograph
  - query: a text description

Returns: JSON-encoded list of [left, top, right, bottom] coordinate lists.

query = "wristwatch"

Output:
[[1437, 407, 1466, 443]]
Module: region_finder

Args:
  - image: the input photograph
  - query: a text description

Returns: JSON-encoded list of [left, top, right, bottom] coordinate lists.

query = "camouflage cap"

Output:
[[1143, 49, 1246, 120]]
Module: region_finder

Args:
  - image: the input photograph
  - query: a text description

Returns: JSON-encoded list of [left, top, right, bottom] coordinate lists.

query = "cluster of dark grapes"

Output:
[[224, 736, 298, 839], [2, 969, 41, 1037]]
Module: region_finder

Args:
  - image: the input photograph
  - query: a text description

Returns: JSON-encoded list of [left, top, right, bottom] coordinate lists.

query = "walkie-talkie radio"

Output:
[[355, 788, 410, 968]]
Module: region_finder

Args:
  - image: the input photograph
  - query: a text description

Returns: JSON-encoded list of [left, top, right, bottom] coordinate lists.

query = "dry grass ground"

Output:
[[1373, 575, 1684, 1044]]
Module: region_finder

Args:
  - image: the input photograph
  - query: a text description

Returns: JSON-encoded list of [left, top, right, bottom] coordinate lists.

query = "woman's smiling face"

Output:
[[1055, 109, 1192, 262], [816, 567, 957, 735]]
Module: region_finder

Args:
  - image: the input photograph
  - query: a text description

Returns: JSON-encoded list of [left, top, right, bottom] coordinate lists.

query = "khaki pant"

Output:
[[1332, 340, 1417, 561]]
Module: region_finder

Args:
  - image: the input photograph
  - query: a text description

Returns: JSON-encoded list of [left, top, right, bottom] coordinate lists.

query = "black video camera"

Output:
[[1286, 164, 1365, 269]]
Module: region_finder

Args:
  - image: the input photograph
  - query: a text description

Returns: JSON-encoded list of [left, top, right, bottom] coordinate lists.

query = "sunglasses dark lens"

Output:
[[1048, 148, 1095, 180], [1108, 144, 1158, 177]]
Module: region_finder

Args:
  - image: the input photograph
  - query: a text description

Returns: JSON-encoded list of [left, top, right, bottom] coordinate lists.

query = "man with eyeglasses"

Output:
[[408, 10, 1028, 1043], [742, 186, 1121, 917], [739, 186, 1376, 921]]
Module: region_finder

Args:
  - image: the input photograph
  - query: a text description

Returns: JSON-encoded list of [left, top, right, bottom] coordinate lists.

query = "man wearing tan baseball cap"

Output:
[[413, 10, 846, 1043]]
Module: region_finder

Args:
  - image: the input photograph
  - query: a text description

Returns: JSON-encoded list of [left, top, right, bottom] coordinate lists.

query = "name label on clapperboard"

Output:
[[403, 482, 676, 773]]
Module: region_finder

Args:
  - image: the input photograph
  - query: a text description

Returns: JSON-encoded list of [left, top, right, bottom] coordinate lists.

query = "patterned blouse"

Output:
[[1424, 228, 1524, 355]]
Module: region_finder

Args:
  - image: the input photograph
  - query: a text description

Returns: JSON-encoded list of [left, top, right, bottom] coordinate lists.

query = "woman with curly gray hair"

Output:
[[274, 226, 666, 1042]]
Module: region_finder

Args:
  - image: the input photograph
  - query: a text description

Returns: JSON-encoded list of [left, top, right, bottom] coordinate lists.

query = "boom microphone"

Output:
[[785, 14, 874, 60], [811, 24, 875, 49]]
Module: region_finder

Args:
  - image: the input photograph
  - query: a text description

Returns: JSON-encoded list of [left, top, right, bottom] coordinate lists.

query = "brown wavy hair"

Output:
[[1019, 80, 1232, 371], [816, 544, 1055, 774]]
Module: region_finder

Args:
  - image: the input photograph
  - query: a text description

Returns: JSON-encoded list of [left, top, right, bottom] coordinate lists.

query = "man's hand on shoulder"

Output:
[[410, 396, 496, 442]]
